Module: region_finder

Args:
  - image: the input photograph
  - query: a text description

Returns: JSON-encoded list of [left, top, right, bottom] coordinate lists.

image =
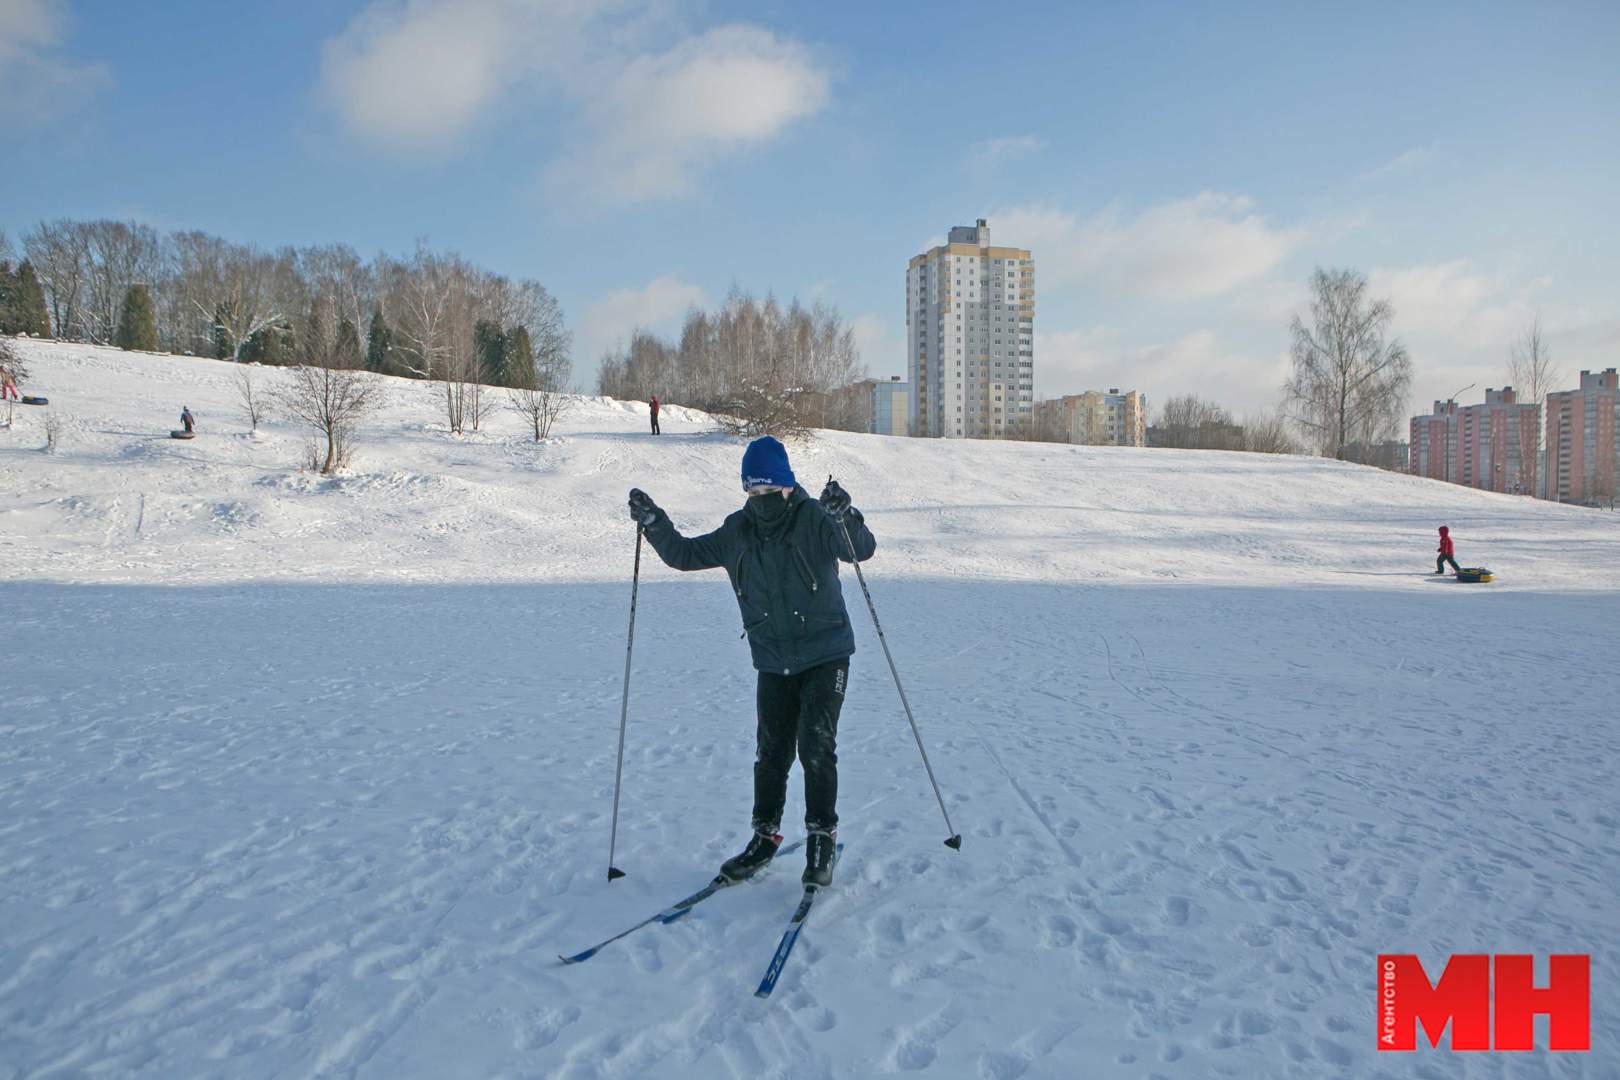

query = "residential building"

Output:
[[1459, 388, 1541, 494], [871, 376, 909, 437], [1410, 388, 1540, 493], [907, 219, 1034, 439], [1036, 389, 1147, 446], [1409, 400, 1457, 482], [1545, 368, 1619, 503]]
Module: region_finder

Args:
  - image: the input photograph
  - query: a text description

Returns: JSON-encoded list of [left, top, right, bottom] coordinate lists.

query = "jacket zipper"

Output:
[[791, 546, 817, 592]]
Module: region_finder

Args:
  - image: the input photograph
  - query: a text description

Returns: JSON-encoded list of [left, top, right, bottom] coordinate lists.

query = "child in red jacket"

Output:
[[1435, 525, 1460, 575]]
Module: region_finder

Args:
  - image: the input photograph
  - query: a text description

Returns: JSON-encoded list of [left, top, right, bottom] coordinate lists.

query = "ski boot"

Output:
[[802, 829, 837, 888], [720, 831, 782, 883]]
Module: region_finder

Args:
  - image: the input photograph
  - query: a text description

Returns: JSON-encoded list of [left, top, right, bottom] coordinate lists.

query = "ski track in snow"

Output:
[[1, 341, 1617, 1078]]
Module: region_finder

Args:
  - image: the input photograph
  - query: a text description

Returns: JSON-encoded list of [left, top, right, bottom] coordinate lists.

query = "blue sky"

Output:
[[4, 0, 1618, 415]]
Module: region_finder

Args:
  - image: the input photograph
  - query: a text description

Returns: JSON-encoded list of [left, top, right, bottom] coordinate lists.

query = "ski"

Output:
[[559, 840, 803, 965], [754, 842, 842, 999]]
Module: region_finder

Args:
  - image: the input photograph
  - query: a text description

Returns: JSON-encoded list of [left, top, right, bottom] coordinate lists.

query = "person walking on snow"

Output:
[[181, 406, 195, 434], [649, 394, 661, 435], [0, 363, 17, 401], [1435, 525, 1461, 575], [626, 435, 876, 888]]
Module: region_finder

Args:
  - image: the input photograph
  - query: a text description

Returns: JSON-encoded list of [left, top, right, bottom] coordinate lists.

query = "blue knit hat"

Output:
[[740, 436, 796, 491]]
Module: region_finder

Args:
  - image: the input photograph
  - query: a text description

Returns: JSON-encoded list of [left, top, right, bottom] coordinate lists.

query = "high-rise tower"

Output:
[[907, 219, 1034, 438]]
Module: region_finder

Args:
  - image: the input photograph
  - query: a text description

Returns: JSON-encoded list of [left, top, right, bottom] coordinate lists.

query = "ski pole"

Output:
[[831, 476, 962, 850], [606, 525, 643, 881]]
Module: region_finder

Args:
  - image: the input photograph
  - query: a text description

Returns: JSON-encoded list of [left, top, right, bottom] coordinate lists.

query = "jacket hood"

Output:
[[1438, 526, 1450, 534]]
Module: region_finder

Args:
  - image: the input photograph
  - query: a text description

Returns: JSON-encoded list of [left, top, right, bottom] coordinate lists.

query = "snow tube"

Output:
[[20, 396, 48, 405], [170, 430, 196, 440], [1456, 567, 1493, 583]]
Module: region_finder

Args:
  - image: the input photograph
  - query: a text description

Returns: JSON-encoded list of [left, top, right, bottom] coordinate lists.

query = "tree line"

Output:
[[596, 289, 866, 437], [3, 219, 571, 397]]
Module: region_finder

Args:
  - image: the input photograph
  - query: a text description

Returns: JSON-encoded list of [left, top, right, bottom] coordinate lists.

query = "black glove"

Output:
[[819, 478, 851, 519], [628, 488, 659, 527]]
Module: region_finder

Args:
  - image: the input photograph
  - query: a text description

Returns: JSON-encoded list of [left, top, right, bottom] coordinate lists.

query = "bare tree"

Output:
[[506, 305, 573, 440], [599, 290, 862, 438], [0, 339, 26, 429], [1285, 267, 1412, 458], [1240, 408, 1299, 454], [1507, 315, 1560, 497], [0, 337, 30, 386], [80, 221, 164, 344], [235, 366, 266, 432], [23, 219, 91, 338], [1154, 394, 1243, 449], [276, 322, 381, 474]]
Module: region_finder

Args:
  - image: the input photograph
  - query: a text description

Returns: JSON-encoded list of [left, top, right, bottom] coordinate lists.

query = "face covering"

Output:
[[747, 489, 791, 525]]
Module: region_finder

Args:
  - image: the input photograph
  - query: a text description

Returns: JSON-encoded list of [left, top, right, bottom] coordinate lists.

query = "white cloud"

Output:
[[1125, 330, 1291, 413], [1033, 324, 1291, 415], [0, 0, 109, 128], [972, 134, 1045, 165], [550, 24, 829, 201], [578, 275, 705, 365], [994, 193, 1308, 301], [1369, 259, 1532, 348], [320, 3, 830, 199], [1366, 259, 1558, 407], [318, 0, 533, 151]]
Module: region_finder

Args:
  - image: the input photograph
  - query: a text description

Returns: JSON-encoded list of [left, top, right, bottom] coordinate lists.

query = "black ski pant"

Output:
[[1437, 554, 1460, 573], [650, 414, 660, 434], [752, 659, 847, 835]]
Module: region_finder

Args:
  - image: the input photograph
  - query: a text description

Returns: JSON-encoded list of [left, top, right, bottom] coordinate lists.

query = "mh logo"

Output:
[[1378, 954, 1590, 1051]]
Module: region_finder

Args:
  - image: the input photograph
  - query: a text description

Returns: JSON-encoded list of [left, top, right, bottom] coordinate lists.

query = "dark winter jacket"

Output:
[[1438, 527, 1454, 556], [642, 486, 877, 676]]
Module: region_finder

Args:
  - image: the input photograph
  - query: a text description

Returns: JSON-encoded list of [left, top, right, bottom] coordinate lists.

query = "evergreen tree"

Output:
[[475, 319, 507, 386], [504, 325, 535, 388], [15, 262, 51, 337], [115, 284, 158, 351], [365, 308, 393, 374], [212, 301, 236, 359], [301, 299, 328, 366], [0, 261, 15, 333], [241, 323, 292, 365], [335, 317, 363, 369]]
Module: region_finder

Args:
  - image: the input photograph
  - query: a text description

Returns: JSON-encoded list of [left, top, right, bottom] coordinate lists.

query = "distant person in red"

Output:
[[649, 394, 661, 435], [1435, 525, 1460, 575], [181, 406, 195, 434], [0, 364, 17, 401]]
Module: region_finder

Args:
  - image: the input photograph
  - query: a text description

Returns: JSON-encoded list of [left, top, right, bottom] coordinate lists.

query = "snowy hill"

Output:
[[2, 339, 1616, 1078]]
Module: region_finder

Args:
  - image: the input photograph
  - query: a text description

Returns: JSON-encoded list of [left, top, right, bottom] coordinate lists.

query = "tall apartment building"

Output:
[[1409, 388, 1539, 493], [1036, 389, 1148, 446], [1409, 399, 1457, 482], [1546, 368, 1619, 503], [907, 219, 1034, 438]]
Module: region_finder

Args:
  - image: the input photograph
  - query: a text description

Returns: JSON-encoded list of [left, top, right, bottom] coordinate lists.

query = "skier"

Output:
[[649, 394, 661, 435], [627, 435, 876, 888], [1435, 525, 1460, 575], [181, 406, 195, 434], [0, 363, 17, 401]]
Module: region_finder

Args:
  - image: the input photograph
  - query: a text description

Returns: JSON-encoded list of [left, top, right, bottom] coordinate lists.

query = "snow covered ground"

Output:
[[2, 340, 1616, 1078]]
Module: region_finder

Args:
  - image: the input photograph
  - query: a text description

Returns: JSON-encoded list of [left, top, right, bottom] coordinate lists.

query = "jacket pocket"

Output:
[[791, 546, 819, 593]]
